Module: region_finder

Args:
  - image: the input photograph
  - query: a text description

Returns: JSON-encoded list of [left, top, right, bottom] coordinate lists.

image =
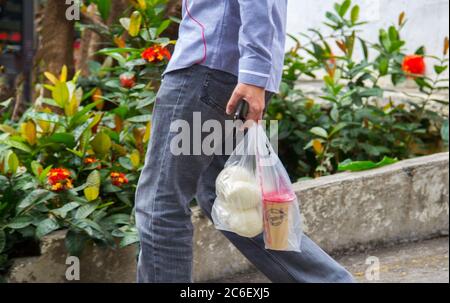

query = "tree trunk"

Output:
[[37, 0, 75, 77], [77, 0, 129, 76], [165, 0, 182, 40], [107, 0, 129, 26], [76, 4, 103, 76]]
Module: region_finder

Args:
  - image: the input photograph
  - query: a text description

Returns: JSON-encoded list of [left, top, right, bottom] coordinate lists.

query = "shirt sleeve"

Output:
[[237, 0, 276, 88]]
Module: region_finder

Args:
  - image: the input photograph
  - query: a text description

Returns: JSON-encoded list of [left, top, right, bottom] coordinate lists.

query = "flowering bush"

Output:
[[402, 55, 426, 76], [142, 45, 172, 63], [0, 0, 176, 276], [46, 168, 74, 191], [266, 0, 449, 178], [0, 0, 448, 279]]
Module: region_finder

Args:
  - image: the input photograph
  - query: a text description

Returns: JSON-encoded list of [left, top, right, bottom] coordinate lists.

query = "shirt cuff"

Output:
[[238, 58, 272, 88], [238, 70, 270, 88]]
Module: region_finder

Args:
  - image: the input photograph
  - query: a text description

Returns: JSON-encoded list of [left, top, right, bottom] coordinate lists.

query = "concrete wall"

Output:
[[287, 0, 450, 77], [8, 152, 449, 283]]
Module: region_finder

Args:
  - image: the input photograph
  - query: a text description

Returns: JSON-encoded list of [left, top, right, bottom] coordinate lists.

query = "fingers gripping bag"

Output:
[[212, 123, 303, 252]]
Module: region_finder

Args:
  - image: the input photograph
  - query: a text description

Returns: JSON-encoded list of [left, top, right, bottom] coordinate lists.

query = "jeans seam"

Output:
[[149, 68, 192, 282], [248, 237, 298, 283]]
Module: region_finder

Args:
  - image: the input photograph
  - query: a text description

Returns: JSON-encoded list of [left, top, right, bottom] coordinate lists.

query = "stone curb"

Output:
[[8, 152, 449, 282]]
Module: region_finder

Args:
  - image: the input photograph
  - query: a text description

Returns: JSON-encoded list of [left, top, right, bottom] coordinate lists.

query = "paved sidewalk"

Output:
[[215, 237, 449, 283]]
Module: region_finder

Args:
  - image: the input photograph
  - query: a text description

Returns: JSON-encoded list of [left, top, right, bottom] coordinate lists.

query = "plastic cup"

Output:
[[263, 192, 295, 250]]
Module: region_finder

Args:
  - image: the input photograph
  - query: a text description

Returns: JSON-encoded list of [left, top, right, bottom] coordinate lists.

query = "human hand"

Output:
[[226, 83, 266, 122]]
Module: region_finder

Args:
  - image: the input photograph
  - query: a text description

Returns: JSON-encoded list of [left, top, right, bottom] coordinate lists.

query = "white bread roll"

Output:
[[216, 166, 261, 210], [226, 181, 261, 210], [228, 208, 263, 238], [216, 166, 255, 199]]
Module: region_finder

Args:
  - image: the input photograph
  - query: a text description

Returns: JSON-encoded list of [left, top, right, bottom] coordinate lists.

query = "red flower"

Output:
[[120, 72, 136, 88], [110, 172, 129, 187], [325, 53, 337, 77], [47, 168, 73, 191], [141, 45, 171, 63], [402, 55, 426, 77], [84, 157, 101, 169]]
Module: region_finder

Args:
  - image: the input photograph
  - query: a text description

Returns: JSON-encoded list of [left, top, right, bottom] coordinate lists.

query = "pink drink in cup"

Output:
[[263, 191, 295, 250]]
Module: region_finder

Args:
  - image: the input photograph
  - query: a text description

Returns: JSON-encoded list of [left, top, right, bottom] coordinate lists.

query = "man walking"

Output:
[[135, 0, 355, 283]]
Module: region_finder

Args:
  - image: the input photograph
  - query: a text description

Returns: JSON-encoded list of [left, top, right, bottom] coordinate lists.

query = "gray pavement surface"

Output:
[[213, 237, 449, 283]]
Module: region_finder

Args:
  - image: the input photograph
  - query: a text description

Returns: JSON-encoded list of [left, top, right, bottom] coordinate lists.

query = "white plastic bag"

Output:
[[212, 123, 302, 252]]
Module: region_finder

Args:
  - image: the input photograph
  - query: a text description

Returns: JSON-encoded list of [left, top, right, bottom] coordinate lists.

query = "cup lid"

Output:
[[263, 191, 296, 203]]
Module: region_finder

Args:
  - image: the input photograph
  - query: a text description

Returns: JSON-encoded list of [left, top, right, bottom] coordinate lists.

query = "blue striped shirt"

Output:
[[164, 0, 288, 93]]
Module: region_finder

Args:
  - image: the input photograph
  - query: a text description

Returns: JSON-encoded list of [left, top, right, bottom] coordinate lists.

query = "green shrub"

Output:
[[0, 0, 448, 279], [265, 0, 449, 179], [0, 0, 174, 276]]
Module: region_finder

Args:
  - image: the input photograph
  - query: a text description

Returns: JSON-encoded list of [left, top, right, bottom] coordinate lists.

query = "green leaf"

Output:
[[97, 47, 138, 55], [351, 5, 360, 24], [120, 232, 139, 248], [45, 133, 76, 148], [415, 77, 433, 90], [415, 46, 426, 56], [129, 11, 142, 37], [5, 150, 19, 174], [378, 57, 389, 76], [434, 65, 448, 75], [39, 165, 53, 183], [441, 119, 449, 145], [91, 132, 112, 155], [52, 81, 70, 108], [310, 127, 328, 139], [84, 186, 100, 202], [17, 189, 56, 212], [101, 214, 131, 229], [126, 114, 152, 123], [51, 202, 80, 218], [31, 161, 43, 178], [136, 95, 156, 109], [70, 101, 103, 128], [388, 26, 399, 42], [94, 0, 111, 21], [156, 19, 172, 37], [118, 156, 134, 170], [107, 53, 127, 67], [66, 148, 84, 158], [379, 29, 391, 51], [86, 170, 101, 188], [3, 138, 31, 153], [27, 111, 61, 124], [6, 216, 34, 229], [36, 218, 60, 238], [359, 38, 369, 60], [72, 218, 107, 240], [75, 203, 98, 220], [329, 122, 348, 137], [325, 12, 341, 25], [338, 156, 398, 172], [338, 0, 351, 17], [330, 105, 339, 122], [359, 88, 384, 98], [104, 79, 121, 89], [119, 17, 130, 31], [65, 230, 88, 256]]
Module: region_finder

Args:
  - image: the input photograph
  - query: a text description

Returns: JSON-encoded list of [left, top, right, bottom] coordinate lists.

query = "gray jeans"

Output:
[[135, 64, 355, 283]]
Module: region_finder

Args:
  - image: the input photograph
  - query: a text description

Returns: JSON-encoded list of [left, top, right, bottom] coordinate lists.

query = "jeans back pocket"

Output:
[[200, 70, 238, 113]]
